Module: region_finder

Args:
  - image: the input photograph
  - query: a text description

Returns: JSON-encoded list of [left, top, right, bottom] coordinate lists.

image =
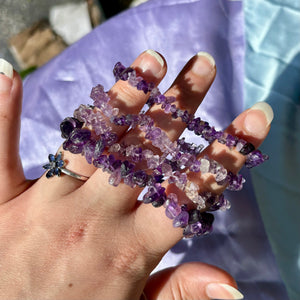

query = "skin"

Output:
[[0, 51, 271, 300]]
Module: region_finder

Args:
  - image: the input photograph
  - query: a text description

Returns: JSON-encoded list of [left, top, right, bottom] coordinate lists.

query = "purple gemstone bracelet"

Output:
[[53, 62, 269, 238]]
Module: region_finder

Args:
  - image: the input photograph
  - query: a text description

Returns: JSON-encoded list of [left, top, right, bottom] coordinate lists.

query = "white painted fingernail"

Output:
[[197, 51, 215, 67], [145, 49, 164, 68], [243, 102, 274, 138], [192, 51, 215, 76], [138, 49, 164, 77], [0, 58, 13, 79], [205, 283, 244, 299], [250, 102, 274, 126]]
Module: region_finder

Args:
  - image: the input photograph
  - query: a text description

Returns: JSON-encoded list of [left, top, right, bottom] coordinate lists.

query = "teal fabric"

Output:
[[244, 1, 300, 299]]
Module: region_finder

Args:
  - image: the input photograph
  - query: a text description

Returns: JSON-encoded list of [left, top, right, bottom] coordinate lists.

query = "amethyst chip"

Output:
[[60, 117, 83, 139]]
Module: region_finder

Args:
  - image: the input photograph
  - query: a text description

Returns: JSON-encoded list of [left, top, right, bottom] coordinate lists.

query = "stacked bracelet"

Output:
[[52, 62, 268, 238]]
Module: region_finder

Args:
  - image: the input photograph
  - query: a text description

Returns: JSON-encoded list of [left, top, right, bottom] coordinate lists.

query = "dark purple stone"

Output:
[[239, 142, 255, 155], [199, 212, 214, 233], [226, 134, 238, 148], [136, 79, 149, 94], [69, 128, 91, 146], [113, 62, 135, 81], [226, 172, 244, 191], [188, 209, 200, 224], [132, 170, 148, 187], [202, 126, 218, 143], [63, 139, 83, 154], [152, 196, 166, 207], [60, 117, 83, 139], [93, 155, 109, 169], [207, 194, 225, 211], [113, 62, 126, 80], [181, 110, 192, 124]]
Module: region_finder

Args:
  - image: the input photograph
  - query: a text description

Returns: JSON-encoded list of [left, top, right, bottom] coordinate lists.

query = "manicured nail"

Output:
[[139, 49, 164, 78], [205, 283, 244, 299], [250, 102, 274, 126], [0, 58, 13, 79], [244, 102, 274, 138], [192, 51, 215, 76], [0, 59, 13, 94]]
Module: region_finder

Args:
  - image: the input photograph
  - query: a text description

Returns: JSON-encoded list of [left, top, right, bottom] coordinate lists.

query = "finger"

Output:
[[43, 50, 167, 195], [144, 262, 243, 300], [195, 101, 274, 194], [135, 102, 273, 256], [0, 59, 29, 203], [124, 52, 216, 156], [88, 52, 217, 212]]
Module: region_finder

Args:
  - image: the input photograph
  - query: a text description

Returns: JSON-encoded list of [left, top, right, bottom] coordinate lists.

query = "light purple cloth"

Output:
[[21, 0, 288, 298]]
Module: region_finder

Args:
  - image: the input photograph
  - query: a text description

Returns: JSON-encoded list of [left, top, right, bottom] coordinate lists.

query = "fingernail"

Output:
[[139, 49, 164, 78], [192, 51, 215, 76], [0, 59, 13, 94], [244, 102, 274, 137], [0, 58, 13, 79], [205, 283, 244, 299]]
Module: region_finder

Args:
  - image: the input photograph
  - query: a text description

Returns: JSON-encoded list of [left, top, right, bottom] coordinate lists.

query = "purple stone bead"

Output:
[[132, 170, 148, 187], [199, 212, 214, 234], [173, 210, 189, 228], [109, 169, 121, 186], [113, 62, 126, 81], [104, 132, 117, 146], [239, 142, 255, 155], [93, 155, 108, 169], [183, 222, 202, 237], [194, 120, 209, 136], [94, 138, 105, 159], [181, 110, 192, 124], [60, 117, 83, 139], [245, 150, 269, 168], [190, 160, 201, 172], [206, 194, 226, 211], [136, 79, 149, 94], [202, 126, 217, 143], [63, 139, 83, 154], [90, 84, 110, 106], [83, 140, 96, 164], [226, 172, 245, 191], [113, 115, 127, 126], [113, 62, 135, 81], [152, 196, 166, 207], [188, 209, 200, 224], [112, 159, 122, 170], [69, 128, 91, 146], [143, 185, 162, 204], [235, 139, 247, 152], [165, 200, 181, 219], [226, 134, 238, 148], [120, 161, 134, 177]]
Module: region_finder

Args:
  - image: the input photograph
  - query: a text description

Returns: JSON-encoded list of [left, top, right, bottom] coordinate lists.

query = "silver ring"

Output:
[[43, 152, 89, 181], [60, 168, 89, 181]]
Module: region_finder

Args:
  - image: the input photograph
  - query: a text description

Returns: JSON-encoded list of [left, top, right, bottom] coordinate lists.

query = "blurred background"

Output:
[[0, 0, 147, 76]]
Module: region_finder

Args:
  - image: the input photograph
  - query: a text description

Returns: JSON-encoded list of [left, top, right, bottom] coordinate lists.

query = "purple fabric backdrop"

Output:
[[20, 0, 288, 298]]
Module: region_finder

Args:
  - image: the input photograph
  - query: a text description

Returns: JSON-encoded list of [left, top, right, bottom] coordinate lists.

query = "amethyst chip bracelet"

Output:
[[44, 62, 269, 238]]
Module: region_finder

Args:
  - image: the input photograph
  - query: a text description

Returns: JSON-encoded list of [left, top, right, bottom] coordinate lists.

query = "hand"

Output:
[[0, 52, 271, 299]]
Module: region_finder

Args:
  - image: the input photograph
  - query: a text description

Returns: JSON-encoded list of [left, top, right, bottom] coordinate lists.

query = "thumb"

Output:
[[0, 59, 27, 203], [144, 262, 244, 300]]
